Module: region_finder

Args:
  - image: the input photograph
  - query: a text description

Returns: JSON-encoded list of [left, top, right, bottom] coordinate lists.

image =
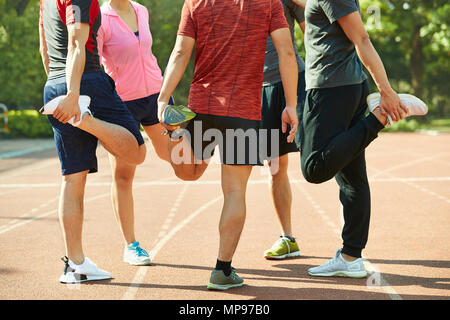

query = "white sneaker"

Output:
[[367, 92, 428, 126], [40, 95, 92, 127], [59, 256, 112, 283], [123, 242, 151, 266], [308, 249, 367, 278]]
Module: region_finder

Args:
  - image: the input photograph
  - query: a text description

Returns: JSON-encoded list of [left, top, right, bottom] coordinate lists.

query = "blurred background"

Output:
[[0, 0, 448, 138]]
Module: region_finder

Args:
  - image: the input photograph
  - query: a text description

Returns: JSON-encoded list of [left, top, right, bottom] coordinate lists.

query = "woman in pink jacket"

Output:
[[97, 0, 173, 266]]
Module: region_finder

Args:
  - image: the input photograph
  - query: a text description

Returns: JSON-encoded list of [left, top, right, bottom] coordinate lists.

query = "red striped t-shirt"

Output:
[[178, 0, 289, 121]]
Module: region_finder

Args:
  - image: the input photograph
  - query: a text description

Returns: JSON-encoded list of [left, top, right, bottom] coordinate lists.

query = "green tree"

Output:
[[0, 0, 46, 110], [294, 0, 449, 118], [359, 0, 450, 117], [140, 0, 194, 105]]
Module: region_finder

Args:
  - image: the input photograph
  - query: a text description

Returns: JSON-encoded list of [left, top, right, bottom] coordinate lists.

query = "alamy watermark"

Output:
[[169, 121, 286, 173]]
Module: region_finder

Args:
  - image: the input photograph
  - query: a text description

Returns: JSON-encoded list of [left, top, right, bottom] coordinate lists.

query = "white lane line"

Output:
[[0, 157, 59, 182], [152, 184, 189, 246], [0, 196, 59, 231], [1, 176, 449, 188], [0, 145, 55, 160], [0, 192, 112, 236], [122, 195, 223, 300], [0, 176, 179, 236], [369, 153, 448, 179], [294, 182, 402, 300], [368, 166, 450, 204], [0, 208, 58, 235]]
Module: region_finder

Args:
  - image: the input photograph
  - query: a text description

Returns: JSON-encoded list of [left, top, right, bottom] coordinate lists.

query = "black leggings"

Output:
[[300, 81, 384, 258]]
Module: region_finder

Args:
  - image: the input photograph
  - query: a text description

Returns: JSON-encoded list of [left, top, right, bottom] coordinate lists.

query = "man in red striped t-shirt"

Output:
[[157, 0, 299, 290]]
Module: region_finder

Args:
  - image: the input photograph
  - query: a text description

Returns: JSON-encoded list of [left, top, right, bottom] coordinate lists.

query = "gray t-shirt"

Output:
[[304, 0, 367, 90], [263, 0, 305, 86]]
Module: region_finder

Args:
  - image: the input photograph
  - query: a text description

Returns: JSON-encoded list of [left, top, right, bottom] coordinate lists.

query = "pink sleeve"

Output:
[[97, 23, 105, 61]]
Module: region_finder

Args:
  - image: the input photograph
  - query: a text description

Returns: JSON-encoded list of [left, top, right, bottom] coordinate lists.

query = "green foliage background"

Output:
[[294, 0, 450, 119], [8, 110, 53, 137], [0, 0, 448, 120]]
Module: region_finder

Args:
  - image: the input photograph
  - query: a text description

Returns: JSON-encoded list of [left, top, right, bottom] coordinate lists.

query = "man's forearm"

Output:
[[40, 48, 50, 76], [279, 52, 298, 107], [355, 38, 392, 94], [39, 25, 50, 76], [159, 43, 192, 103], [65, 43, 85, 98]]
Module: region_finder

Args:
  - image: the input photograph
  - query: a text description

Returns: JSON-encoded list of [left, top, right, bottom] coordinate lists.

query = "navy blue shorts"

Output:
[[124, 93, 174, 127], [44, 71, 145, 176], [261, 71, 306, 159]]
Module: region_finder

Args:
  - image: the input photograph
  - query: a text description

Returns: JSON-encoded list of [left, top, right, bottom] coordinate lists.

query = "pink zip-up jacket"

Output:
[[97, 1, 163, 102]]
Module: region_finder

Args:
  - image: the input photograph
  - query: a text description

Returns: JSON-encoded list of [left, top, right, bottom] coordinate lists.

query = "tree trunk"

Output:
[[410, 25, 424, 99]]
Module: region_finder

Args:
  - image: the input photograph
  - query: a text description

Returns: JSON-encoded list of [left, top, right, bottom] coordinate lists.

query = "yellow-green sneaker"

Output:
[[163, 104, 196, 126], [264, 236, 300, 260]]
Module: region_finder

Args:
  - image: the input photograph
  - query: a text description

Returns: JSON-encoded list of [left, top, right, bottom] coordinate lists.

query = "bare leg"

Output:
[[268, 154, 293, 237], [143, 123, 170, 162], [108, 154, 137, 245], [59, 170, 89, 264], [168, 135, 209, 181], [77, 115, 146, 165], [218, 164, 253, 261]]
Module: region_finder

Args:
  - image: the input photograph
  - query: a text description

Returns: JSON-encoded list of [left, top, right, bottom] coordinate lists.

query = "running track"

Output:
[[0, 133, 449, 300]]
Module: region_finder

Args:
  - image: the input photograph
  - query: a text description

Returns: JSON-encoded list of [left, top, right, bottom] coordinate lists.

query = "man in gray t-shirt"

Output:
[[263, 1, 305, 86], [304, 0, 367, 90], [261, 0, 306, 261], [300, 0, 412, 279]]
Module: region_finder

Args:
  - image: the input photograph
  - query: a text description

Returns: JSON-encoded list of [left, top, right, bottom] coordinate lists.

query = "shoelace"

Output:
[[273, 238, 291, 254], [230, 271, 240, 281], [133, 246, 149, 257]]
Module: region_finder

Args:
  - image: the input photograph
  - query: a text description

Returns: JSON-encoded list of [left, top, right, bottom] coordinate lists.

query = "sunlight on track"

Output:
[[122, 195, 223, 300]]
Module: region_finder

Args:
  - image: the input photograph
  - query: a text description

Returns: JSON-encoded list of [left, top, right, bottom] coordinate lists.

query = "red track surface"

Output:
[[0, 133, 449, 300]]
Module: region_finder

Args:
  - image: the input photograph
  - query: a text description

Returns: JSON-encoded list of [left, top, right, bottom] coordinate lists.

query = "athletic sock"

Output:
[[282, 235, 296, 243], [215, 259, 232, 276]]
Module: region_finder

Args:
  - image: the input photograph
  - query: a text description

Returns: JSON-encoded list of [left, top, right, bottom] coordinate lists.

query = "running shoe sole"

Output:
[[40, 95, 91, 115], [59, 273, 112, 284], [366, 92, 428, 115], [123, 258, 151, 266], [40, 95, 92, 126], [207, 282, 244, 290], [308, 270, 368, 278], [264, 250, 300, 260], [163, 105, 196, 126]]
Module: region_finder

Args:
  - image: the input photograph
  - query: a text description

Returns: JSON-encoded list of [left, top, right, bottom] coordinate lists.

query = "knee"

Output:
[[113, 171, 134, 188], [61, 172, 87, 200], [62, 172, 87, 189], [135, 144, 147, 165], [301, 165, 328, 184], [173, 166, 202, 181], [269, 157, 289, 180]]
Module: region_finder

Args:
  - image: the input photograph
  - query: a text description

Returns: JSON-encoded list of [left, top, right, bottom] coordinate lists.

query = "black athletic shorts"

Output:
[[174, 113, 264, 166], [261, 71, 306, 159]]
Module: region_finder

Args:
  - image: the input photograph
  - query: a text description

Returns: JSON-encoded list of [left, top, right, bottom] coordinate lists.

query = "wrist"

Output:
[[66, 91, 79, 100], [157, 94, 171, 105], [378, 85, 394, 96]]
